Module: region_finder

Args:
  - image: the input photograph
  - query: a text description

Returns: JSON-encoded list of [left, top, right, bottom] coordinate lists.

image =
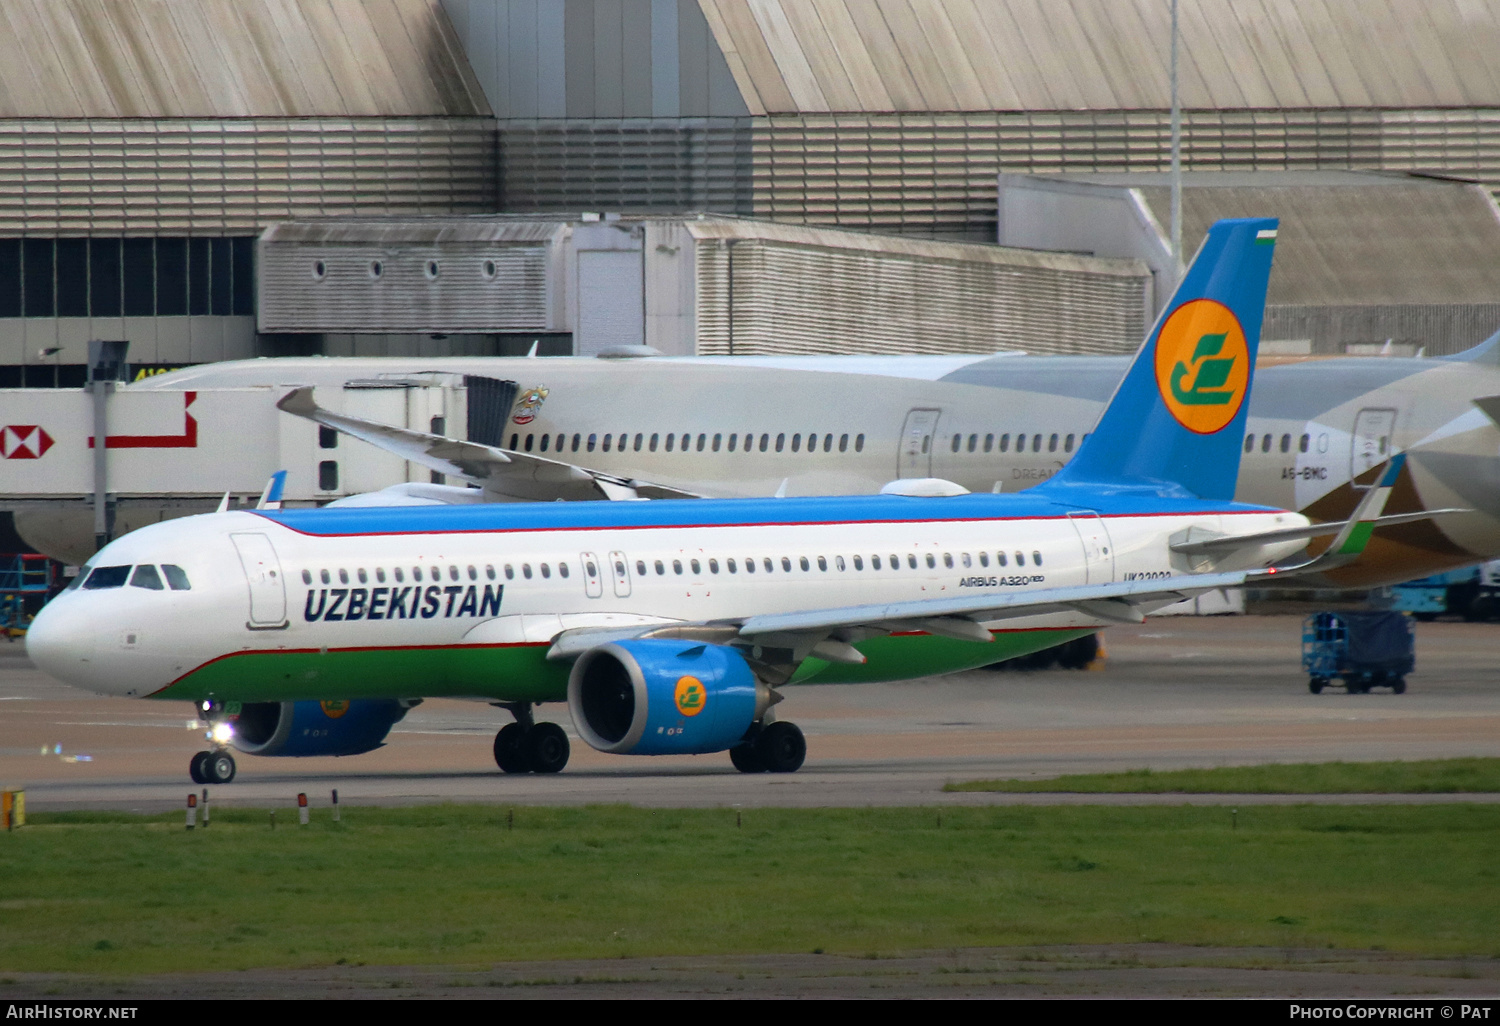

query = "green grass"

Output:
[[2, 803, 1500, 973], [945, 758, 1500, 794]]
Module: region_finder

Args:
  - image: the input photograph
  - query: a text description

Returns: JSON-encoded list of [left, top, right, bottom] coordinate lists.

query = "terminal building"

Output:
[[2, 1, 1500, 376]]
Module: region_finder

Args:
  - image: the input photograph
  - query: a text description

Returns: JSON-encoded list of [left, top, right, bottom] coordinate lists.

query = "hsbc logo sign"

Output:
[[1, 425, 54, 459]]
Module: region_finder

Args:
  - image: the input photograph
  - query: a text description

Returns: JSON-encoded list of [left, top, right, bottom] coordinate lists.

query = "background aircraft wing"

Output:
[[277, 387, 703, 502]]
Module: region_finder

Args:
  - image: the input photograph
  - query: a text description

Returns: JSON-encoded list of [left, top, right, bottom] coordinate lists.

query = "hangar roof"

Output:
[[0, 0, 490, 118], [700, 0, 1500, 115], [1120, 174, 1500, 305]]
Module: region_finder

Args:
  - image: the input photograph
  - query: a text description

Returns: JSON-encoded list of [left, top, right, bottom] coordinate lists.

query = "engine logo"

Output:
[[320, 699, 350, 719], [1153, 298, 1249, 435], [673, 675, 705, 717]]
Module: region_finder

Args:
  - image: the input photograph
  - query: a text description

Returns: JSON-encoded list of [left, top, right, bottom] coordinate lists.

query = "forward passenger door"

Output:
[[899, 409, 941, 479]]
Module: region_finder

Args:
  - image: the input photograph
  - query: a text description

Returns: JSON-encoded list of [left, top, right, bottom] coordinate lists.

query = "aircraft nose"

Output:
[[25, 599, 101, 691]]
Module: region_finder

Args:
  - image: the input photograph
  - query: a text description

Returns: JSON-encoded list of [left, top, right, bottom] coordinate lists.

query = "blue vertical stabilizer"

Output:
[[1039, 217, 1278, 501]]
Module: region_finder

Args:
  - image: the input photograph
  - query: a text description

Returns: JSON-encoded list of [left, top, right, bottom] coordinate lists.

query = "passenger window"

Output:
[[998, 552, 1008, 567], [979, 552, 989, 567], [839, 434, 848, 453], [951, 434, 961, 453], [817, 556, 827, 571], [468, 565, 477, 580], [943, 553, 953, 568], [836, 555, 846, 571], [1016, 435, 1026, 453], [764, 558, 775, 573], [540, 564, 551, 579], [1000, 433, 1009, 452], [792, 433, 801, 452], [82, 565, 131, 590], [509, 433, 519, 450], [852, 555, 862, 571], [708, 559, 719, 574], [302, 569, 312, 585], [855, 434, 865, 452], [969, 433, 978, 452], [962, 553, 972, 568], [559, 563, 571, 579], [666, 433, 675, 452], [525, 434, 534, 451], [781, 557, 792, 571], [1244, 433, 1254, 453], [1065, 434, 1075, 453], [1015, 552, 1025, 566], [696, 433, 706, 452], [1299, 433, 1310, 453], [505, 565, 514, 580], [889, 554, 899, 570], [395, 567, 404, 583], [744, 558, 755, 574], [486, 565, 495, 580], [907, 554, 917, 569], [539, 434, 549, 452], [358, 568, 368, 584], [1032, 434, 1042, 451], [1033, 551, 1043, 566], [162, 564, 191, 591], [727, 558, 737, 573], [636, 560, 646, 576], [376, 568, 387, 583], [713, 433, 722, 452], [925, 554, 936, 569], [650, 433, 659, 452], [339, 569, 349, 584], [572, 433, 581, 452], [1049, 434, 1058, 452], [871, 555, 881, 570], [799, 556, 810, 571], [690, 559, 700, 575], [613, 559, 625, 577], [984, 433, 994, 452], [449, 566, 460, 581], [655, 560, 665, 575], [634, 433, 644, 452], [602, 434, 611, 452], [1280, 434, 1291, 453], [586, 559, 598, 577], [727, 433, 737, 452], [1261, 434, 1272, 452], [412, 567, 424, 582], [130, 565, 164, 590], [587, 433, 597, 452], [776, 433, 785, 452], [672, 560, 683, 575], [522, 564, 533, 579]]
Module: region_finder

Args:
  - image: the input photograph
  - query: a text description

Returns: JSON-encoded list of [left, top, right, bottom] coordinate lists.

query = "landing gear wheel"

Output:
[[189, 750, 211, 784], [493, 723, 531, 774], [1392, 676, 1408, 694], [203, 751, 236, 784], [755, 722, 806, 773], [730, 742, 766, 773], [527, 722, 570, 774], [1308, 677, 1326, 695]]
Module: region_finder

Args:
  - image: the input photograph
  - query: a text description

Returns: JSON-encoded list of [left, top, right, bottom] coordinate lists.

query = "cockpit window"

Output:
[[130, 565, 164, 590], [82, 565, 131, 590], [161, 565, 192, 591], [64, 564, 91, 590]]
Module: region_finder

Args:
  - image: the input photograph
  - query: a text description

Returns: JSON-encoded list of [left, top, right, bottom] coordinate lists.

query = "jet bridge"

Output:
[[0, 375, 513, 565]]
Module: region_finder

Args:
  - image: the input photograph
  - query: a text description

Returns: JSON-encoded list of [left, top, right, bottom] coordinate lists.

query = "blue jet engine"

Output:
[[568, 639, 768, 755], [230, 699, 411, 757]]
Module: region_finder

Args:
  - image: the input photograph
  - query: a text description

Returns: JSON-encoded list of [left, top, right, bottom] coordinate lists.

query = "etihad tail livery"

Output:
[[27, 219, 1435, 782]]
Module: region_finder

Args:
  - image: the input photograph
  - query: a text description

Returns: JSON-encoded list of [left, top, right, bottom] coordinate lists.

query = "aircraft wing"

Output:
[[276, 387, 703, 502]]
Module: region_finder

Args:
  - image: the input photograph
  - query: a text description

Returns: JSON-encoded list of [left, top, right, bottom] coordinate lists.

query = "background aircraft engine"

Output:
[[568, 640, 761, 756], [229, 699, 410, 757]]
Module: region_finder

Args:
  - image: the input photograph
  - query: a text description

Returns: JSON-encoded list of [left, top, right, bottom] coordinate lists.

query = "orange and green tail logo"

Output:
[[1153, 298, 1250, 434], [674, 675, 705, 717]]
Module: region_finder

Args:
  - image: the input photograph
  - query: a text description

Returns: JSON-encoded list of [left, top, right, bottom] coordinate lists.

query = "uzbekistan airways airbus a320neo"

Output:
[[25, 218, 1440, 784]]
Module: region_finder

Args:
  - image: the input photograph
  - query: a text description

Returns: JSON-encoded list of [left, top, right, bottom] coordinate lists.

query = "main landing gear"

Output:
[[493, 703, 570, 774], [188, 700, 237, 784], [728, 720, 806, 774]]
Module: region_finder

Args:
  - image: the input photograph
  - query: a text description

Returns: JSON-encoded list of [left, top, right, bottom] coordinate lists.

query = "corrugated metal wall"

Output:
[[260, 239, 549, 334], [1265, 304, 1500, 357], [0, 118, 498, 235], [693, 237, 1149, 357]]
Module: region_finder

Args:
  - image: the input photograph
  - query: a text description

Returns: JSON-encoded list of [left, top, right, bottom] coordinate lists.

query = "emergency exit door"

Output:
[[899, 409, 941, 478], [1351, 408, 1397, 485], [1066, 512, 1116, 584]]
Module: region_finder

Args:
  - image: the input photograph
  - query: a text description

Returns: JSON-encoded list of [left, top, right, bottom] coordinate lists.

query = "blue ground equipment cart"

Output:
[[0, 554, 53, 639], [1302, 611, 1415, 694]]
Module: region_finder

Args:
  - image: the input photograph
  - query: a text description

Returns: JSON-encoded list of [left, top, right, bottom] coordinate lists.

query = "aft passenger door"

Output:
[[1351, 408, 1397, 486], [580, 552, 604, 598], [899, 409, 941, 479], [229, 533, 287, 628], [1066, 512, 1115, 585]]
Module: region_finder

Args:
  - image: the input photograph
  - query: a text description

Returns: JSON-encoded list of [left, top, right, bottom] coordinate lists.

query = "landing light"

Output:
[[211, 723, 234, 744]]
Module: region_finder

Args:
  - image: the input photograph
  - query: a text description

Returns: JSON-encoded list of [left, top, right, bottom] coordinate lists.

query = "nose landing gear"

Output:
[[492, 703, 570, 774], [188, 700, 237, 784]]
